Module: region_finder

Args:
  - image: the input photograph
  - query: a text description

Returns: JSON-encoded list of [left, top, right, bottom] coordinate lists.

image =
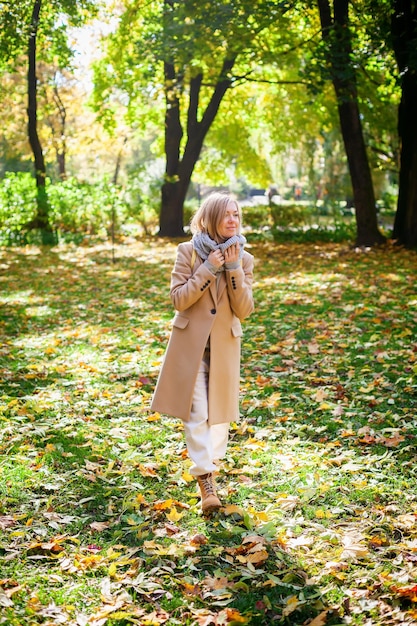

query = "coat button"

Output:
[[210, 308, 216, 314]]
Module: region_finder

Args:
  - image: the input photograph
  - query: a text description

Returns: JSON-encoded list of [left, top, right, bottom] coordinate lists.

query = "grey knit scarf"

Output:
[[192, 232, 246, 268]]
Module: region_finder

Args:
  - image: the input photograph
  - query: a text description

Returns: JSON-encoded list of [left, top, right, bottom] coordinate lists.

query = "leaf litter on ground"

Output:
[[0, 238, 416, 625]]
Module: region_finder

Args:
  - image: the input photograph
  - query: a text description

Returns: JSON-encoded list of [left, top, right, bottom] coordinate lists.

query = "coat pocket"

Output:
[[231, 320, 242, 337], [172, 314, 189, 329]]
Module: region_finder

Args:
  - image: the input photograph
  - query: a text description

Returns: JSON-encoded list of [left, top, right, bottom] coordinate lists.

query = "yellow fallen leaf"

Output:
[[135, 493, 147, 506], [146, 413, 161, 422], [282, 595, 299, 617], [166, 507, 184, 522], [223, 504, 244, 516], [319, 402, 333, 410], [154, 499, 173, 510], [222, 607, 247, 623]]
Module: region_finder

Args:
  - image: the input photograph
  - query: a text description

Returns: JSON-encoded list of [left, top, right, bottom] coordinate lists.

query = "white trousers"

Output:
[[183, 357, 229, 476]]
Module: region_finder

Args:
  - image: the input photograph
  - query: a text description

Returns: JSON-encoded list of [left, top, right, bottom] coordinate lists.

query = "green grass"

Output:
[[0, 238, 416, 625]]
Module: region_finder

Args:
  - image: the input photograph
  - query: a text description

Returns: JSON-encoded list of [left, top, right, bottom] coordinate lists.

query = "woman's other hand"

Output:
[[224, 244, 239, 265], [207, 249, 225, 269]]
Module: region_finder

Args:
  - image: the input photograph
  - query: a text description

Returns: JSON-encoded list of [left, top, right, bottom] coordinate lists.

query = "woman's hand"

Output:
[[224, 244, 240, 265], [207, 249, 225, 269]]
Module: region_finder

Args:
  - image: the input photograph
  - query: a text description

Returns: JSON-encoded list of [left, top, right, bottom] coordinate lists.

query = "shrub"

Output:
[[0, 173, 161, 244], [240, 204, 272, 231], [0, 172, 38, 244], [48, 178, 127, 237], [270, 202, 315, 227], [270, 221, 357, 244]]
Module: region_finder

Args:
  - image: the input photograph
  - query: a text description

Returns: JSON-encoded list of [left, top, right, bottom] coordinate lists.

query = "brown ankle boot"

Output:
[[197, 473, 221, 513]]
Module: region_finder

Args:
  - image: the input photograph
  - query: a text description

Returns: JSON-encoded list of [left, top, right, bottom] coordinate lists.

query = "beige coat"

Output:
[[150, 241, 254, 425]]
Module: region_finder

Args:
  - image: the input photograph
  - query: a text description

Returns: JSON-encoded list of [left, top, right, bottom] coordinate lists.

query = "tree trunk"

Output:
[[113, 136, 128, 185], [317, 0, 385, 246], [53, 83, 67, 180], [57, 151, 66, 180], [391, 0, 417, 249], [27, 0, 55, 243], [158, 59, 235, 237], [337, 99, 385, 246]]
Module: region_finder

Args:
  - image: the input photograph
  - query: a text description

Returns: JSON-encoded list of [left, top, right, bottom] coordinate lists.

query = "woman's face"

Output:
[[217, 201, 240, 240]]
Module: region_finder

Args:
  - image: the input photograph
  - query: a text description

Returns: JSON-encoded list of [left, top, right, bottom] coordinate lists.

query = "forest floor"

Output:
[[0, 237, 416, 626]]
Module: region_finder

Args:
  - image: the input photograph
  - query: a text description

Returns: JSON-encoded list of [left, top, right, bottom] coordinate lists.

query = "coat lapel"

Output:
[[209, 278, 218, 306], [215, 272, 227, 302]]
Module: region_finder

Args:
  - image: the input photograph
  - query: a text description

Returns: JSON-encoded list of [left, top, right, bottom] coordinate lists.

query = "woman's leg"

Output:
[[184, 357, 230, 513], [211, 423, 229, 463], [183, 359, 217, 477]]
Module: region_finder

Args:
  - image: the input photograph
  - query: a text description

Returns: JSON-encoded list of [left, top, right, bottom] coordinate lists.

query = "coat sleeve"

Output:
[[225, 252, 254, 320], [170, 242, 216, 312]]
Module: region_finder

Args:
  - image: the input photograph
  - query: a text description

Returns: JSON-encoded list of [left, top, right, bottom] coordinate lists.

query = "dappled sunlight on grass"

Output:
[[0, 239, 416, 625]]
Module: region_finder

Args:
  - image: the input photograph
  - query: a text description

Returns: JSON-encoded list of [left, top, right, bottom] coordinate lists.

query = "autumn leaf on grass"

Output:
[[165, 523, 180, 535], [236, 549, 269, 566], [135, 493, 148, 507], [27, 538, 65, 555], [181, 581, 202, 598], [146, 412, 161, 422], [0, 516, 16, 530], [322, 560, 349, 581], [181, 470, 194, 483], [223, 504, 245, 517], [154, 499, 189, 511], [391, 583, 417, 602], [382, 433, 405, 447], [341, 532, 369, 560], [282, 595, 300, 617], [313, 388, 327, 403], [220, 607, 248, 624], [275, 493, 300, 511], [166, 506, 184, 522], [0, 588, 13, 608], [190, 533, 208, 546], [202, 574, 230, 592], [138, 463, 159, 477], [154, 499, 174, 511], [90, 521, 111, 532], [286, 533, 314, 550], [307, 610, 329, 626], [71, 553, 105, 572], [227, 535, 269, 567], [396, 513, 417, 530]]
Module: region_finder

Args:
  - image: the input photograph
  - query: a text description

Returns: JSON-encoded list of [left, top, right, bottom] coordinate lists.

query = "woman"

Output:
[[151, 192, 254, 513]]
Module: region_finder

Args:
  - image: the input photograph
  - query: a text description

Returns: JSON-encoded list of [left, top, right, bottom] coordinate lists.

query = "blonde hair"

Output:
[[190, 192, 242, 240]]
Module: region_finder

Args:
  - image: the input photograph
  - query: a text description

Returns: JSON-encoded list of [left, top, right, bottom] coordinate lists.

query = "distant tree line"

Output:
[[0, 0, 416, 248]]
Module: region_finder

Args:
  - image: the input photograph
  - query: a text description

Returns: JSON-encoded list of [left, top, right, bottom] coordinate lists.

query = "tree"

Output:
[[97, 0, 295, 237], [40, 66, 70, 180], [316, 0, 386, 246], [27, 0, 53, 241], [0, 0, 96, 242], [391, 0, 417, 248]]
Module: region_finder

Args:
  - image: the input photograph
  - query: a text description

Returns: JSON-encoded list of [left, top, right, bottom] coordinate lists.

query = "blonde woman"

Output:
[[151, 192, 254, 513]]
